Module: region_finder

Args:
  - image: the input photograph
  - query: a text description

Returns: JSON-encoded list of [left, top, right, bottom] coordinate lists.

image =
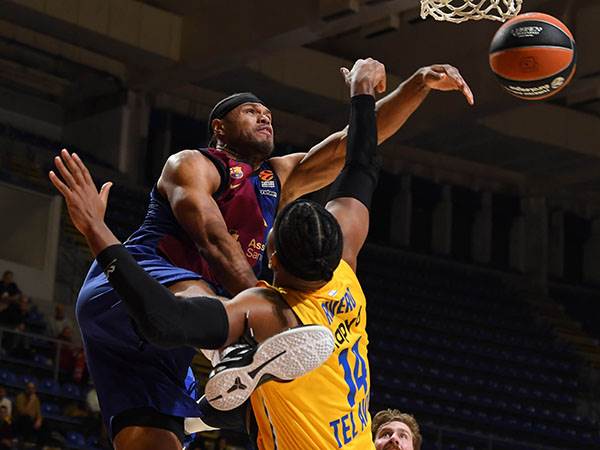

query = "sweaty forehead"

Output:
[[236, 102, 271, 114], [378, 420, 413, 437]]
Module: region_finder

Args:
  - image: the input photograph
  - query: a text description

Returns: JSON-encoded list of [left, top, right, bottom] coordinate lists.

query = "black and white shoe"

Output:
[[205, 324, 334, 411]]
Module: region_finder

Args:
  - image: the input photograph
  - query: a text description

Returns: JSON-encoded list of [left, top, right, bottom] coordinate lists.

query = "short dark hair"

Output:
[[207, 92, 264, 143], [273, 199, 343, 281], [372, 409, 422, 450]]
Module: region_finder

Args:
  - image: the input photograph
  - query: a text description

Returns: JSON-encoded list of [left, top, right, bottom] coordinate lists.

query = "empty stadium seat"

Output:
[[19, 373, 38, 387], [362, 245, 600, 448], [62, 382, 82, 399], [0, 368, 17, 386], [66, 431, 86, 448], [39, 377, 61, 395], [41, 402, 61, 416]]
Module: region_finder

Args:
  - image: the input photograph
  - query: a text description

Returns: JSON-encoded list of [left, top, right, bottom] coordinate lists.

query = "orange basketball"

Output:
[[489, 12, 576, 100]]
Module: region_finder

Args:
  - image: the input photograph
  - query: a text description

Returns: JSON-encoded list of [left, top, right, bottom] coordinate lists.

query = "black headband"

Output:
[[207, 92, 264, 138]]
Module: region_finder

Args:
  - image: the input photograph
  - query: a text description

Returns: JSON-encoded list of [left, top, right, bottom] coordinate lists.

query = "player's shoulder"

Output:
[[236, 286, 284, 303], [165, 149, 210, 168], [162, 149, 221, 177], [159, 149, 221, 191], [268, 152, 305, 182], [268, 153, 305, 168]]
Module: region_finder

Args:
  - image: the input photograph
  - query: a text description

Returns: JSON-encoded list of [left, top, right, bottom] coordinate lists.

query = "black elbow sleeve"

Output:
[[96, 244, 229, 349], [329, 94, 381, 210]]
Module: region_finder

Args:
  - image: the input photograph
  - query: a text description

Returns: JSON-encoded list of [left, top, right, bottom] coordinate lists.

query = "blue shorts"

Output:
[[76, 244, 214, 438]]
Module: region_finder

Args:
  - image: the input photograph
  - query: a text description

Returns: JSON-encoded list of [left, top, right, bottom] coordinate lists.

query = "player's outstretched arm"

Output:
[[157, 151, 258, 294], [49, 151, 293, 350], [376, 64, 473, 142], [325, 63, 380, 272], [275, 62, 474, 207], [91, 244, 293, 349], [49, 149, 119, 256]]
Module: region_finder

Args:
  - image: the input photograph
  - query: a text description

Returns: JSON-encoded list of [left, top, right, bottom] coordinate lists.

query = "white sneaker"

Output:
[[204, 325, 334, 411]]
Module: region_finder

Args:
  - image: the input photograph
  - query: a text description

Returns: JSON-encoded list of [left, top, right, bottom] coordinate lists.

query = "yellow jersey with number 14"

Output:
[[250, 260, 374, 450]]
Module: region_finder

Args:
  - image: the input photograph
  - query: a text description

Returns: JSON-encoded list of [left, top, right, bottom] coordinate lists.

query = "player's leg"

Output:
[[77, 263, 215, 450], [112, 409, 185, 450], [107, 278, 218, 450], [114, 428, 182, 450]]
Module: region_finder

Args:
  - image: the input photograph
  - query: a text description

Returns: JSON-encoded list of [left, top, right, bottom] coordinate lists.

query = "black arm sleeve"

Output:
[[329, 94, 380, 210], [96, 244, 229, 349]]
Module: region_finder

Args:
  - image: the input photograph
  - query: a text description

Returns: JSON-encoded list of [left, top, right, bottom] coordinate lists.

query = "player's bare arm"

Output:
[[274, 61, 474, 208], [49, 150, 297, 348], [157, 150, 258, 294], [221, 287, 300, 346]]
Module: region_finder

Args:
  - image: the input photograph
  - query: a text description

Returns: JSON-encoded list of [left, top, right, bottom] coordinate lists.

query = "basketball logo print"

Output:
[[551, 77, 565, 89], [230, 166, 244, 179], [519, 57, 537, 72], [259, 170, 274, 182]]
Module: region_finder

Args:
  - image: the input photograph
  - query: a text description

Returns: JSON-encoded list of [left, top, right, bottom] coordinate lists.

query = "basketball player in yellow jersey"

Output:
[[204, 60, 388, 449], [248, 245, 372, 449]]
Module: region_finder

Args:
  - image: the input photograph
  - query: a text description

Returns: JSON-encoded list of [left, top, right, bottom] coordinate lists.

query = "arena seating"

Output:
[[104, 183, 150, 241], [360, 244, 600, 449], [551, 282, 600, 343], [0, 122, 111, 170], [0, 327, 101, 448]]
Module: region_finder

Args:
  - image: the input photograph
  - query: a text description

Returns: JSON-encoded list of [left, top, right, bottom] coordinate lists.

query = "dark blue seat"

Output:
[[0, 368, 17, 386], [42, 402, 61, 416], [39, 377, 60, 395], [86, 435, 101, 449], [19, 373, 37, 387], [62, 382, 82, 399], [66, 431, 86, 448], [33, 353, 52, 368]]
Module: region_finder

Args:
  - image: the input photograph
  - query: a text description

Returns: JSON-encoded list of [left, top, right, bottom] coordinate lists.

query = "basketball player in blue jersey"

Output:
[[59, 58, 473, 450]]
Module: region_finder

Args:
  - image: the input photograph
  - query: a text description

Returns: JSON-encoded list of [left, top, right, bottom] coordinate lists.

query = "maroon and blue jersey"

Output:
[[76, 148, 282, 436], [127, 148, 281, 292]]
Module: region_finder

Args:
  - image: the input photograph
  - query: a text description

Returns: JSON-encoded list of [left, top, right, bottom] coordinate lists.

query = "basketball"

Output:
[[489, 12, 576, 100]]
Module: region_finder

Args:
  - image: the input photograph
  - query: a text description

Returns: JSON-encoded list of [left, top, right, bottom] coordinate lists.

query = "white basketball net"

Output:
[[420, 0, 523, 23]]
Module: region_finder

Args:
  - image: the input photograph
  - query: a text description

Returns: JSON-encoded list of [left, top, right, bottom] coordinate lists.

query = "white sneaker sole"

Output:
[[205, 325, 334, 411]]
